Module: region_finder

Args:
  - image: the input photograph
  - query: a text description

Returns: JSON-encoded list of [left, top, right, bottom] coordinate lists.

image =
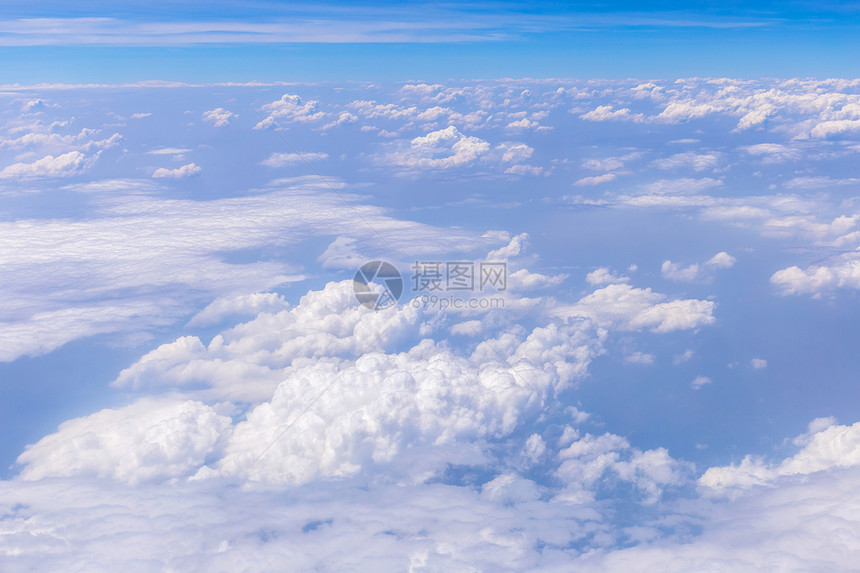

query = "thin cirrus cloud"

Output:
[[0, 9, 785, 48]]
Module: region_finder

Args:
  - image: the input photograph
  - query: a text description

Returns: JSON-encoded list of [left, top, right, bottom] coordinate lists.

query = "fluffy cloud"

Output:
[[255, 94, 326, 129], [0, 151, 94, 178], [771, 255, 860, 295], [553, 284, 716, 333], [186, 292, 290, 327], [202, 107, 236, 127], [700, 417, 860, 494], [580, 105, 641, 122], [661, 251, 736, 282], [0, 179, 492, 362], [17, 398, 231, 485], [387, 126, 491, 170], [152, 162, 202, 178], [585, 267, 629, 285]]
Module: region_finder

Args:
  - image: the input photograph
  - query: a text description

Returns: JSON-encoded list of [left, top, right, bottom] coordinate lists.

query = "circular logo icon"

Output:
[[353, 260, 403, 310]]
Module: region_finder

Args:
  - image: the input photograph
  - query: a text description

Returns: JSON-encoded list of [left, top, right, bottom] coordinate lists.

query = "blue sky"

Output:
[[2, 3, 860, 571], [1, 1, 859, 82]]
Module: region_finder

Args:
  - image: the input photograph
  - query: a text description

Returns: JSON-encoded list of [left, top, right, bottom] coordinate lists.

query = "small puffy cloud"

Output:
[[580, 105, 640, 122], [131, 112, 152, 119], [662, 251, 736, 282], [255, 94, 325, 129], [407, 126, 489, 169], [691, 375, 712, 389], [624, 352, 655, 365], [0, 151, 93, 178], [322, 111, 358, 130], [152, 162, 202, 179], [450, 319, 482, 336], [586, 267, 629, 285], [202, 107, 236, 127], [751, 358, 767, 369], [673, 349, 694, 364], [260, 151, 329, 167]]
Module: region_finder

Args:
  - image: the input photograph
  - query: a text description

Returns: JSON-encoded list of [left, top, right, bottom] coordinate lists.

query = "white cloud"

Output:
[[691, 375, 712, 389], [202, 107, 236, 127], [146, 147, 191, 155], [0, 151, 94, 178], [255, 94, 325, 129], [259, 151, 329, 167], [624, 351, 655, 365], [652, 152, 722, 171], [641, 177, 723, 195], [580, 105, 641, 122], [700, 417, 860, 493], [0, 179, 493, 362], [574, 173, 616, 186], [17, 398, 231, 485], [386, 126, 491, 170], [554, 284, 716, 333], [673, 349, 694, 364], [771, 255, 860, 295], [152, 162, 202, 179], [585, 267, 629, 285], [751, 358, 767, 369], [661, 251, 736, 282], [187, 292, 290, 327]]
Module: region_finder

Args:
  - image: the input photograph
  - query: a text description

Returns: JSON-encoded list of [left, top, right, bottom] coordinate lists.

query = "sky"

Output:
[[2, 2, 860, 571]]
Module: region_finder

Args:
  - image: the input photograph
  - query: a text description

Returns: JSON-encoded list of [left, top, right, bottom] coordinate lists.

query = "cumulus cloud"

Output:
[[152, 162, 202, 179], [771, 255, 860, 295], [385, 126, 491, 170], [255, 94, 326, 129], [17, 398, 231, 485], [202, 107, 236, 127], [580, 105, 641, 122], [585, 267, 629, 285], [661, 251, 736, 282], [0, 151, 94, 178], [553, 284, 716, 333]]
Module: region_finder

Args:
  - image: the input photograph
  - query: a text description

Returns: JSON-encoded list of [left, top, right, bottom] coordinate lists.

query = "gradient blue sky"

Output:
[[1, 1, 859, 83]]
